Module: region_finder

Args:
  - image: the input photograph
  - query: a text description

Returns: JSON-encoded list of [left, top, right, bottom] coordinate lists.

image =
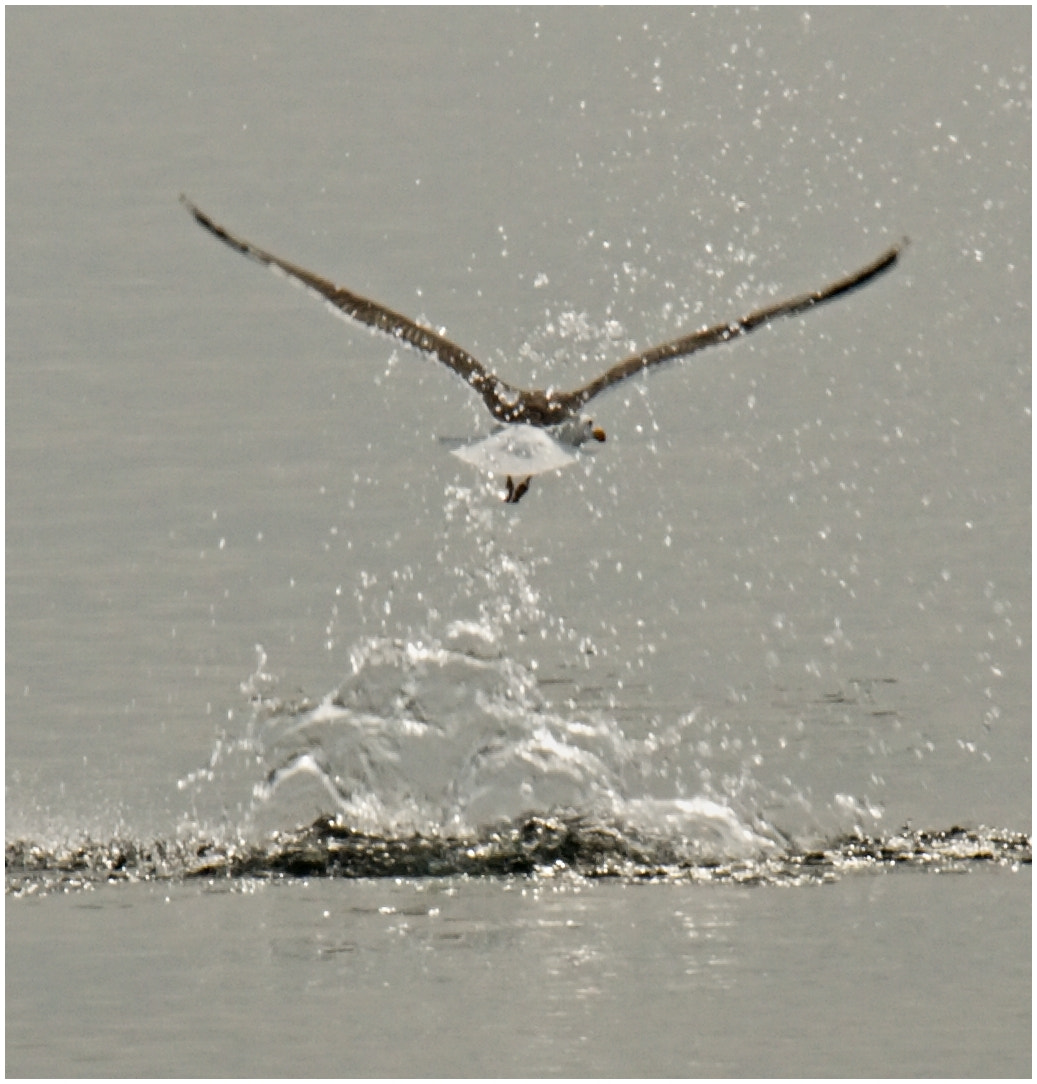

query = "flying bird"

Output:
[[181, 195, 903, 502]]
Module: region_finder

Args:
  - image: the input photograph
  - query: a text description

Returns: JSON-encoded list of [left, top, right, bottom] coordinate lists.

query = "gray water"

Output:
[[6, 7, 1030, 1077]]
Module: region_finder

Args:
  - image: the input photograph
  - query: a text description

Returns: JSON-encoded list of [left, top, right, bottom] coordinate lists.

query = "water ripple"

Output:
[[7, 820, 1030, 897]]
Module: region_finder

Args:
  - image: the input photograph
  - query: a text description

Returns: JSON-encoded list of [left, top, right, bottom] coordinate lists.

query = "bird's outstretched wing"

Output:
[[180, 195, 514, 414], [564, 241, 905, 409]]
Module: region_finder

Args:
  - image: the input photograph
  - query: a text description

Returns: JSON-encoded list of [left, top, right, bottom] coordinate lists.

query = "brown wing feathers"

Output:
[[182, 196, 902, 425], [179, 195, 503, 410], [565, 241, 904, 409]]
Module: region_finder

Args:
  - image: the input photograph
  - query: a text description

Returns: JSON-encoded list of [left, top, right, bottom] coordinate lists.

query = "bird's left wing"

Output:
[[565, 241, 905, 409]]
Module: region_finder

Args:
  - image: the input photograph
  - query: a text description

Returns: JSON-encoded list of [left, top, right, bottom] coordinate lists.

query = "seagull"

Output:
[[181, 196, 904, 502]]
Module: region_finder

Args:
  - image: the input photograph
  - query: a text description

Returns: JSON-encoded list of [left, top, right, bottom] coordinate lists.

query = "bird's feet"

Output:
[[504, 475, 532, 503]]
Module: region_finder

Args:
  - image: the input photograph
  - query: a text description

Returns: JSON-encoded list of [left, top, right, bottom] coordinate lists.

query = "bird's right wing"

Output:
[[567, 241, 905, 409], [181, 196, 506, 405]]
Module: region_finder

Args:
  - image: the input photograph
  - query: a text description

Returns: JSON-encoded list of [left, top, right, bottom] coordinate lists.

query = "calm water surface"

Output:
[[7, 870, 1030, 1077], [7, 8, 1030, 1076]]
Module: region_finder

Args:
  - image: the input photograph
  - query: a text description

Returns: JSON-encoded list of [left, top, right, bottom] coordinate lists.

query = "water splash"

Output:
[[179, 625, 786, 865], [173, 483, 796, 862], [16, 484, 1023, 898]]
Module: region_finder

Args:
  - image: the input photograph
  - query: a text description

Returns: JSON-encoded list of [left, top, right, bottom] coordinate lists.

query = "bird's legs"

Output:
[[504, 475, 533, 503]]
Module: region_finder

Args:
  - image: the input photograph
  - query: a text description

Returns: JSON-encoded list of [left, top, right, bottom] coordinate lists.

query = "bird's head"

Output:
[[560, 414, 607, 447]]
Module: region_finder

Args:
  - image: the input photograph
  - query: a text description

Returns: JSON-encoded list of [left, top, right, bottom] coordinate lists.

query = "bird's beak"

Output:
[[592, 427, 606, 443]]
